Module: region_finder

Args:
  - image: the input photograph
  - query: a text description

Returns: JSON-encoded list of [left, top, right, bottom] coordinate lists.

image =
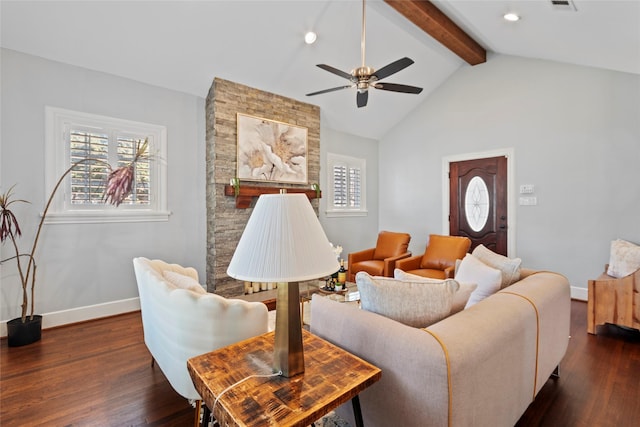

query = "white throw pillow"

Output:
[[471, 244, 522, 289], [455, 254, 502, 308], [394, 269, 477, 314], [356, 271, 459, 328], [163, 271, 207, 294], [607, 239, 640, 278]]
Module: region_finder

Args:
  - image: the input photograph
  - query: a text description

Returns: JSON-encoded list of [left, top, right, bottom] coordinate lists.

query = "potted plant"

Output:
[[0, 139, 148, 346]]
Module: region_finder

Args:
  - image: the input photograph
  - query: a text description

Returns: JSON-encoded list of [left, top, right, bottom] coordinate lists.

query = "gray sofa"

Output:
[[311, 269, 570, 427]]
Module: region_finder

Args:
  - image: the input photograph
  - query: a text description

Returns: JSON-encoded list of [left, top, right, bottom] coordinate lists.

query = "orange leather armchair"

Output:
[[395, 234, 471, 279], [348, 231, 411, 282]]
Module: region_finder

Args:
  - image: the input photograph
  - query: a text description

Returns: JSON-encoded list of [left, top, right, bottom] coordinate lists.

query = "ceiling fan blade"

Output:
[[374, 82, 423, 94], [316, 64, 354, 81], [356, 90, 368, 108], [306, 85, 353, 96], [372, 57, 414, 81]]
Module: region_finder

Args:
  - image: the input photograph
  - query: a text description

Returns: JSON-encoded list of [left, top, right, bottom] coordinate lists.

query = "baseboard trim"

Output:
[[1, 297, 140, 338], [1, 287, 588, 337], [571, 286, 587, 301]]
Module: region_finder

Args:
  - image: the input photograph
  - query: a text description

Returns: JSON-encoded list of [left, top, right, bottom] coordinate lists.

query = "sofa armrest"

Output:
[[498, 271, 570, 392], [395, 254, 423, 272], [382, 252, 412, 276], [348, 248, 376, 265], [443, 265, 455, 279]]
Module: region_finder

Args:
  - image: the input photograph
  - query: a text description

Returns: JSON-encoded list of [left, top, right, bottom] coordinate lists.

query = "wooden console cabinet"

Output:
[[588, 265, 640, 334]]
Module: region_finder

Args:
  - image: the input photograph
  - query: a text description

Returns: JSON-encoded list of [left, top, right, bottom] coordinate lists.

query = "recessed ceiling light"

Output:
[[503, 12, 520, 22], [304, 31, 317, 44]]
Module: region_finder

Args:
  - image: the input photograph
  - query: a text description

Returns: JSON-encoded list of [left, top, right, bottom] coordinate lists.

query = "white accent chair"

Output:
[[132, 257, 269, 424]]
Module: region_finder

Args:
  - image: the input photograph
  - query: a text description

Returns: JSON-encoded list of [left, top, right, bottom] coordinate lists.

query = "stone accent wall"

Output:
[[206, 78, 321, 297]]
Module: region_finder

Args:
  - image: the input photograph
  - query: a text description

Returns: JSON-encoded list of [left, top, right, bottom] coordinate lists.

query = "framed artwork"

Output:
[[236, 113, 308, 184]]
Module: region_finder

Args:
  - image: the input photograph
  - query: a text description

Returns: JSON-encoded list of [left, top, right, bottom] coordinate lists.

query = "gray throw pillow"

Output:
[[394, 269, 477, 315], [356, 271, 459, 328]]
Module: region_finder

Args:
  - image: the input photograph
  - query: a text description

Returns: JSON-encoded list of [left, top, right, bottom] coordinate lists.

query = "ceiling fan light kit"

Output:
[[304, 31, 317, 44], [306, 0, 423, 108], [503, 12, 520, 22]]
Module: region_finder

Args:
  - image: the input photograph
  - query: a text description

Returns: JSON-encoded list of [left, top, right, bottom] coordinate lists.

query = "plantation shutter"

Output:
[[327, 152, 366, 216], [69, 130, 109, 204], [348, 166, 361, 208], [332, 163, 362, 209], [69, 130, 151, 206]]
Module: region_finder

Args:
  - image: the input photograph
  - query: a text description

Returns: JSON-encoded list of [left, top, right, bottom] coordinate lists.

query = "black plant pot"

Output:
[[7, 315, 42, 347]]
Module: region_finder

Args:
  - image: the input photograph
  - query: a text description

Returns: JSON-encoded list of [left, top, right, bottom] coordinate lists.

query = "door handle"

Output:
[[499, 225, 506, 229]]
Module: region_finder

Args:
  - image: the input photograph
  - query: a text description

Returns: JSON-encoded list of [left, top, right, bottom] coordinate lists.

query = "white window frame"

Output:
[[44, 106, 170, 224], [326, 153, 367, 217]]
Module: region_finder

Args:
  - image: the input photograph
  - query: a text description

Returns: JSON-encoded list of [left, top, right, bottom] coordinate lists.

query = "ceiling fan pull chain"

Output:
[[361, 0, 366, 68]]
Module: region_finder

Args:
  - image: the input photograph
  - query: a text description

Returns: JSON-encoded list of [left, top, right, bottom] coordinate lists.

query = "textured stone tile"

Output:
[[206, 78, 321, 295]]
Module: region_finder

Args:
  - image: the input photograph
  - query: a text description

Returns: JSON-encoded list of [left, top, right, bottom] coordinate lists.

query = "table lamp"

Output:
[[227, 191, 339, 377]]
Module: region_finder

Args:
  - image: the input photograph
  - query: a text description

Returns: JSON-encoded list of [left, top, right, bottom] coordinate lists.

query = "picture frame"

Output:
[[236, 113, 308, 184]]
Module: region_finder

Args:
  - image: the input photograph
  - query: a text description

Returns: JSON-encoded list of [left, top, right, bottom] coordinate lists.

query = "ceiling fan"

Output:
[[306, 0, 423, 108]]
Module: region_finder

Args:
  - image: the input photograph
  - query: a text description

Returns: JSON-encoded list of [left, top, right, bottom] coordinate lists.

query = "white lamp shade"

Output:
[[227, 193, 339, 282]]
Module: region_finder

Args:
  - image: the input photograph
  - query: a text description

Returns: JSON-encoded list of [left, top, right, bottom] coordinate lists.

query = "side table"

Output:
[[187, 329, 381, 427]]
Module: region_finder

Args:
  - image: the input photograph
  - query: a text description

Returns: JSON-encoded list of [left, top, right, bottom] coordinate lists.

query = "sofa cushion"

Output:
[[372, 231, 410, 260], [402, 268, 448, 280], [455, 254, 502, 308], [356, 271, 459, 328], [607, 239, 640, 278], [163, 271, 207, 294], [394, 269, 477, 314], [351, 259, 385, 277], [472, 244, 522, 289], [420, 234, 471, 270]]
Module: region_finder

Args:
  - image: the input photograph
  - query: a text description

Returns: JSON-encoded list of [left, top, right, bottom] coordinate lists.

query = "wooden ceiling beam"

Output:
[[384, 0, 486, 66]]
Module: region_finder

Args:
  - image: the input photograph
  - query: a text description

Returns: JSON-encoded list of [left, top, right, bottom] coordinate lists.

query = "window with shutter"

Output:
[[45, 107, 169, 223], [327, 153, 367, 217]]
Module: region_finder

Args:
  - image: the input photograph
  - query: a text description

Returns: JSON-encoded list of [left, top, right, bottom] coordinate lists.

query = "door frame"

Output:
[[441, 148, 516, 257]]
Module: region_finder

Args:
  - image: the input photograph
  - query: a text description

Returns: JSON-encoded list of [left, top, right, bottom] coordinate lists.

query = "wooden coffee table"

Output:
[[316, 281, 359, 301], [237, 282, 319, 311], [187, 329, 381, 427]]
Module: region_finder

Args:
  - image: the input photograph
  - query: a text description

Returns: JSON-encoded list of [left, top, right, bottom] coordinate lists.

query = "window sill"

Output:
[[325, 209, 368, 218], [43, 210, 172, 224]]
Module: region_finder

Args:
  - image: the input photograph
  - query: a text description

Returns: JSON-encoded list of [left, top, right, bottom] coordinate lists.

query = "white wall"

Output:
[[319, 124, 379, 258], [4, 49, 636, 328], [379, 54, 640, 295], [1, 49, 206, 326], [0, 49, 379, 330]]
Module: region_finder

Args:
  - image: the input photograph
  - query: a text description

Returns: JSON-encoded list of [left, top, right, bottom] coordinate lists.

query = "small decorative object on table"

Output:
[[324, 276, 337, 291], [330, 242, 343, 260], [337, 258, 347, 285], [321, 277, 348, 295], [328, 242, 343, 279]]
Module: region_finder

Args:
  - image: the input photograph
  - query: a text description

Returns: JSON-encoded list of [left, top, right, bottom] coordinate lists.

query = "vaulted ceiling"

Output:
[[2, 0, 638, 139]]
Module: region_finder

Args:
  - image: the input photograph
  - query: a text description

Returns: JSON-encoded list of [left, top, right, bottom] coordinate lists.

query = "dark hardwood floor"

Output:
[[516, 301, 640, 427], [1, 300, 639, 426], [1, 312, 194, 426]]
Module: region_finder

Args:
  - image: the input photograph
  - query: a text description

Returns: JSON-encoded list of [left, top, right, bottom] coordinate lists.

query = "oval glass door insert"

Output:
[[465, 176, 489, 232]]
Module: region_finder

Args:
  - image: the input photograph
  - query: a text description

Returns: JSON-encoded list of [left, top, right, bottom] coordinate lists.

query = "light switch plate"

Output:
[[519, 196, 537, 206], [520, 184, 535, 194]]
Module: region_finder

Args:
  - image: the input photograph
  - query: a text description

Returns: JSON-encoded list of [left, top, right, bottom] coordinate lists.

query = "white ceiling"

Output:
[[2, 0, 639, 139]]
